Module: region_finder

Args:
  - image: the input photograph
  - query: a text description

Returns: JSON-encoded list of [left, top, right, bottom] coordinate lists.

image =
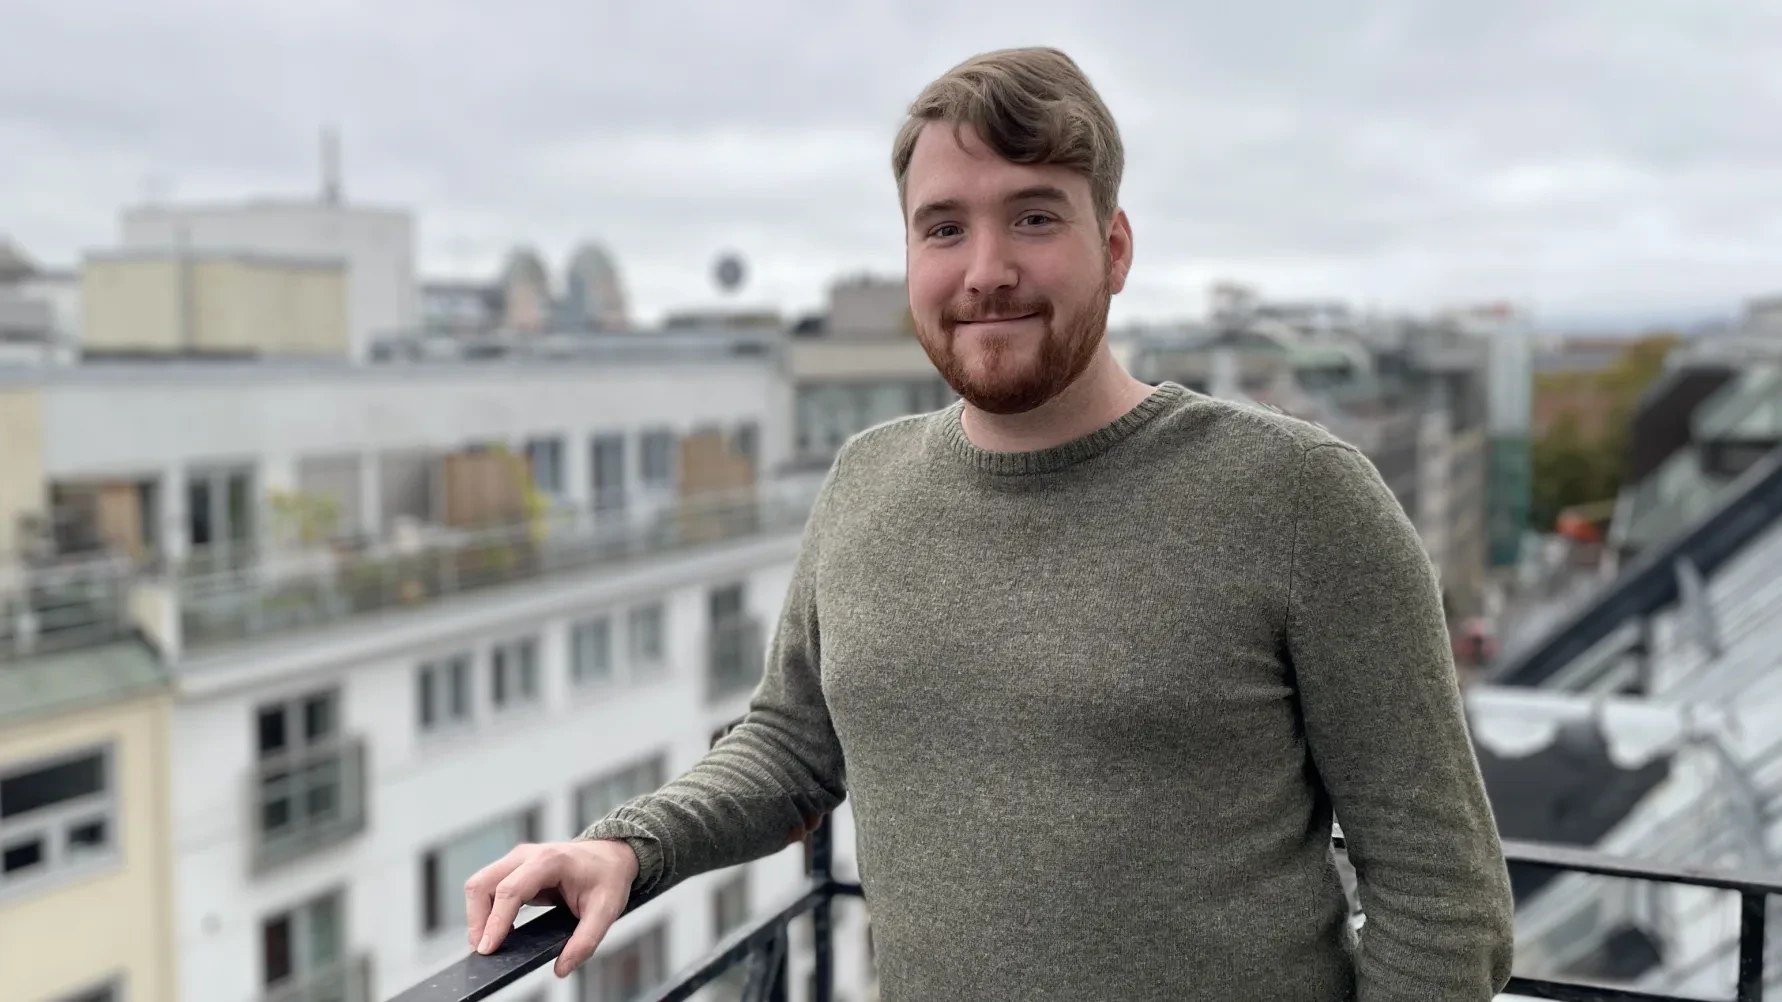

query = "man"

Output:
[[466, 47, 1516, 1001]]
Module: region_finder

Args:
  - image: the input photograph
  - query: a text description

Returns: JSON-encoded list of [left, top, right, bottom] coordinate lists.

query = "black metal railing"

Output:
[[386, 815, 857, 1002], [1486, 837, 1780, 1002], [390, 829, 1780, 1002]]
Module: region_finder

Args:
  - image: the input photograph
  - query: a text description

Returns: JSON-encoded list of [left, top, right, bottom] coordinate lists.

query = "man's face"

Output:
[[903, 122, 1132, 415]]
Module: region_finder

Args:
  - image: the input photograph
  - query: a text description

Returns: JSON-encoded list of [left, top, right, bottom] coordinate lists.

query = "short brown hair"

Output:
[[891, 47, 1124, 227]]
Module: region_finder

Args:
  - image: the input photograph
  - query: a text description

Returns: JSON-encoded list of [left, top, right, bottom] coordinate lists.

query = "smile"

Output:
[[958, 313, 1039, 327]]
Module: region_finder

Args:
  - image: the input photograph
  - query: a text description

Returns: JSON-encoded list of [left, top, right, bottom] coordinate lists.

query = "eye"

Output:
[[928, 223, 963, 239], [1016, 212, 1055, 227]]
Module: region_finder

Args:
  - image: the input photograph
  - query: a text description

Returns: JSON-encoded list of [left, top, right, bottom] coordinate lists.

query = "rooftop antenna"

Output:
[[321, 126, 342, 205]]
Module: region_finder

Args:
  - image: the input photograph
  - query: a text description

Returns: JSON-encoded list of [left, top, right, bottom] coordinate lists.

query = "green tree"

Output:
[[1528, 333, 1681, 531]]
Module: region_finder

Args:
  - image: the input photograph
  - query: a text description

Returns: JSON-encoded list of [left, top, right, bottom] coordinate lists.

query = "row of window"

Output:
[[48, 415, 764, 565], [525, 422, 760, 501], [244, 584, 747, 870], [794, 379, 954, 459], [415, 601, 669, 735]]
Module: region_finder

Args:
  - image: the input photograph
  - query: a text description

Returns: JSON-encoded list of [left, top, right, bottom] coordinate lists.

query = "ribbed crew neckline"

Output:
[[936, 381, 1188, 476]]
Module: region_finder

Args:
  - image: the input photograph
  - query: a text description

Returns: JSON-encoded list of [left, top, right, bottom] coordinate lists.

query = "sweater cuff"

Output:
[[577, 816, 666, 902]]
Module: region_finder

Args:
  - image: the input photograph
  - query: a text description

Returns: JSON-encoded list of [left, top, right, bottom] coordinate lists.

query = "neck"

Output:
[[960, 343, 1156, 453]]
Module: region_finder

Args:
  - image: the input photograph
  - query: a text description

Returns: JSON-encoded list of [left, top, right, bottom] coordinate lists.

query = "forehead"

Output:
[[903, 121, 1090, 215]]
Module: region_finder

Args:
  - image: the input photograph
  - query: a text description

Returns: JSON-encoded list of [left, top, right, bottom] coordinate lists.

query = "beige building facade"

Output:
[[0, 643, 175, 1002], [82, 251, 349, 358]]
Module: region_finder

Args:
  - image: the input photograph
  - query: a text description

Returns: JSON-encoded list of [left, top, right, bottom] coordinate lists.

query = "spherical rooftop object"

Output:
[[713, 252, 746, 295]]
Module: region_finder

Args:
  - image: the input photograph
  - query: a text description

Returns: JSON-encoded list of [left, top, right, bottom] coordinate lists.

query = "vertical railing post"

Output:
[[809, 816, 834, 1002], [1736, 890, 1767, 1002], [740, 927, 788, 1002]]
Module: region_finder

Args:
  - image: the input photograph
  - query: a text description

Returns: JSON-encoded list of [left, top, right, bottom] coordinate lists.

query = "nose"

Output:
[[963, 227, 1018, 299]]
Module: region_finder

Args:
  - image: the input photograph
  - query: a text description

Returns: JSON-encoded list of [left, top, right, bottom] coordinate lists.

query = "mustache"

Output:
[[942, 292, 1052, 326]]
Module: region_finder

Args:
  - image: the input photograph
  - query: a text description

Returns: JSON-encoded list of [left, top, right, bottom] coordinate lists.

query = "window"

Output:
[[708, 584, 761, 701], [639, 429, 677, 489], [709, 583, 745, 625], [0, 746, 115, 891], [490, 637, 540, 710], [254, 689, 363, 870], [573, 755, 667, 834], [730, 423, 759, 474], [580, 922, 668, 1002], [710, 870, 752, 994], [380, 450, 439, 529], [417, 653, 473, 733], [627, 603, 665, 674], [591, 433, 626, 512], [49, 479, 159, 561], [187, 465, 254, 560], [421, 808, 540, 936], [263, 889, 344, 991], [526, 437, 565, 496], [296, 455, 365, 539], [712, 870, 750, 941], [570, 617, 613, 687]]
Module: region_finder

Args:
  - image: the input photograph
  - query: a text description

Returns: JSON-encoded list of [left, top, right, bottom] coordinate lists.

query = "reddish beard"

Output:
[[916, 270, 1111, 416]]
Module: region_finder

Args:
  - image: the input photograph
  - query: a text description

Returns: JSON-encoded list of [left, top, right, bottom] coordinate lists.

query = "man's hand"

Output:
[[464, 838, 640, 978]]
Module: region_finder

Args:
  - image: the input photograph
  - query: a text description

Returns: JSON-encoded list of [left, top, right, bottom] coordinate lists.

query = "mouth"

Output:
[[956, 312, 1040, 329]]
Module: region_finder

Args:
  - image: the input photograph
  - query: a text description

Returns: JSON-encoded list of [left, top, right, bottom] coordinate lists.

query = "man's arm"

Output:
[[577, 472, 847, 908], [1285, 443, 1515, 1001]]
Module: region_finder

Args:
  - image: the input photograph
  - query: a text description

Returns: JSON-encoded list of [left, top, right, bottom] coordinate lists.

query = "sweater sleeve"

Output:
[[1285, 443, 1515, 1001], [577, 468, 847, 907]]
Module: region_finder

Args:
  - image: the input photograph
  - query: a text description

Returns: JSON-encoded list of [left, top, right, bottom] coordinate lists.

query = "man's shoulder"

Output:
[[1154, 388, 1357, 471]]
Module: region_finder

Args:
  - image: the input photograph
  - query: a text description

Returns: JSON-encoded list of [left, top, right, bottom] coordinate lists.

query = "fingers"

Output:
[[476, 853, 561, 955], [554, 893, 621, 978], [464, 850, 528, 949]]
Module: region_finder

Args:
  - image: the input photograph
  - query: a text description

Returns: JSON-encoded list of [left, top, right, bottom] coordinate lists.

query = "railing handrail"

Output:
[[1495, 838, 1782, 897], [391, 833, 1779, 1002]]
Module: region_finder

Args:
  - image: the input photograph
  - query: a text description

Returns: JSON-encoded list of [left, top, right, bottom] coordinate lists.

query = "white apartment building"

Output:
[[0, 335, 874, 1002]]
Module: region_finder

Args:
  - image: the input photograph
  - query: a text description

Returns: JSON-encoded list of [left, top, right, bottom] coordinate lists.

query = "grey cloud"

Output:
[[3, 0, 1779, 329]]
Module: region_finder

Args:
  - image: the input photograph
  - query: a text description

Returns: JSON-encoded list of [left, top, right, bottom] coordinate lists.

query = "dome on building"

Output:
[[499, 246, 552, 332], [0, 237, 38, 282], [564, 242, 629, 331]]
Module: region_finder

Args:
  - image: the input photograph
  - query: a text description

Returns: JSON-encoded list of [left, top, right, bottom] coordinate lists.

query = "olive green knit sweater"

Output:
[[584, 382, 1515, 1001]]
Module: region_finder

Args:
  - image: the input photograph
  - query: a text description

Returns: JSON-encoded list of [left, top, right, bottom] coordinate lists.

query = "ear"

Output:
[[1106, 209, 1133, 294]]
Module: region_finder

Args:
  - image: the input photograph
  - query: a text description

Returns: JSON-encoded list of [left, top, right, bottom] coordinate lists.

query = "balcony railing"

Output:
[[179, 482, 819, 651], [251, 737, 368, 873], [0, 553, 136, 662], [707, 616, 766, 703], [389, 826, 1779, 1002]]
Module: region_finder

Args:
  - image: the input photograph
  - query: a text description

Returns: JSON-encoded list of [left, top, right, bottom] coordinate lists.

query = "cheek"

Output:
[[1020, 251, 1089, 300], [905, 257, 955, 315]]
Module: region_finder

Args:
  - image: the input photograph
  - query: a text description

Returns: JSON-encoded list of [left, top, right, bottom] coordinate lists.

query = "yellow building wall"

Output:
[[0, 388, 45, 558], [285, 263, 351, 355], [80, 258, 183, 353], [191, 259, 349, 356], [0, 693, 175, 1002], [82, 257, 348, 357]]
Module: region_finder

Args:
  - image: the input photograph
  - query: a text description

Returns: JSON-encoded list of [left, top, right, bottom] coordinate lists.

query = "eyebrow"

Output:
[[909, 186, 1074, 226], [1006, 185, 1072, 206]]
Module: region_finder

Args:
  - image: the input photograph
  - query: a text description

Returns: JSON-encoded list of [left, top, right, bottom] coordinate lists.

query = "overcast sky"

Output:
[[3, 1, 1778, 331]]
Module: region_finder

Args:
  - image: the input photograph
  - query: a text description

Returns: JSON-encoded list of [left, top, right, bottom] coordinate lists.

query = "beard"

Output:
[[914, 267, 1112, 416]]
